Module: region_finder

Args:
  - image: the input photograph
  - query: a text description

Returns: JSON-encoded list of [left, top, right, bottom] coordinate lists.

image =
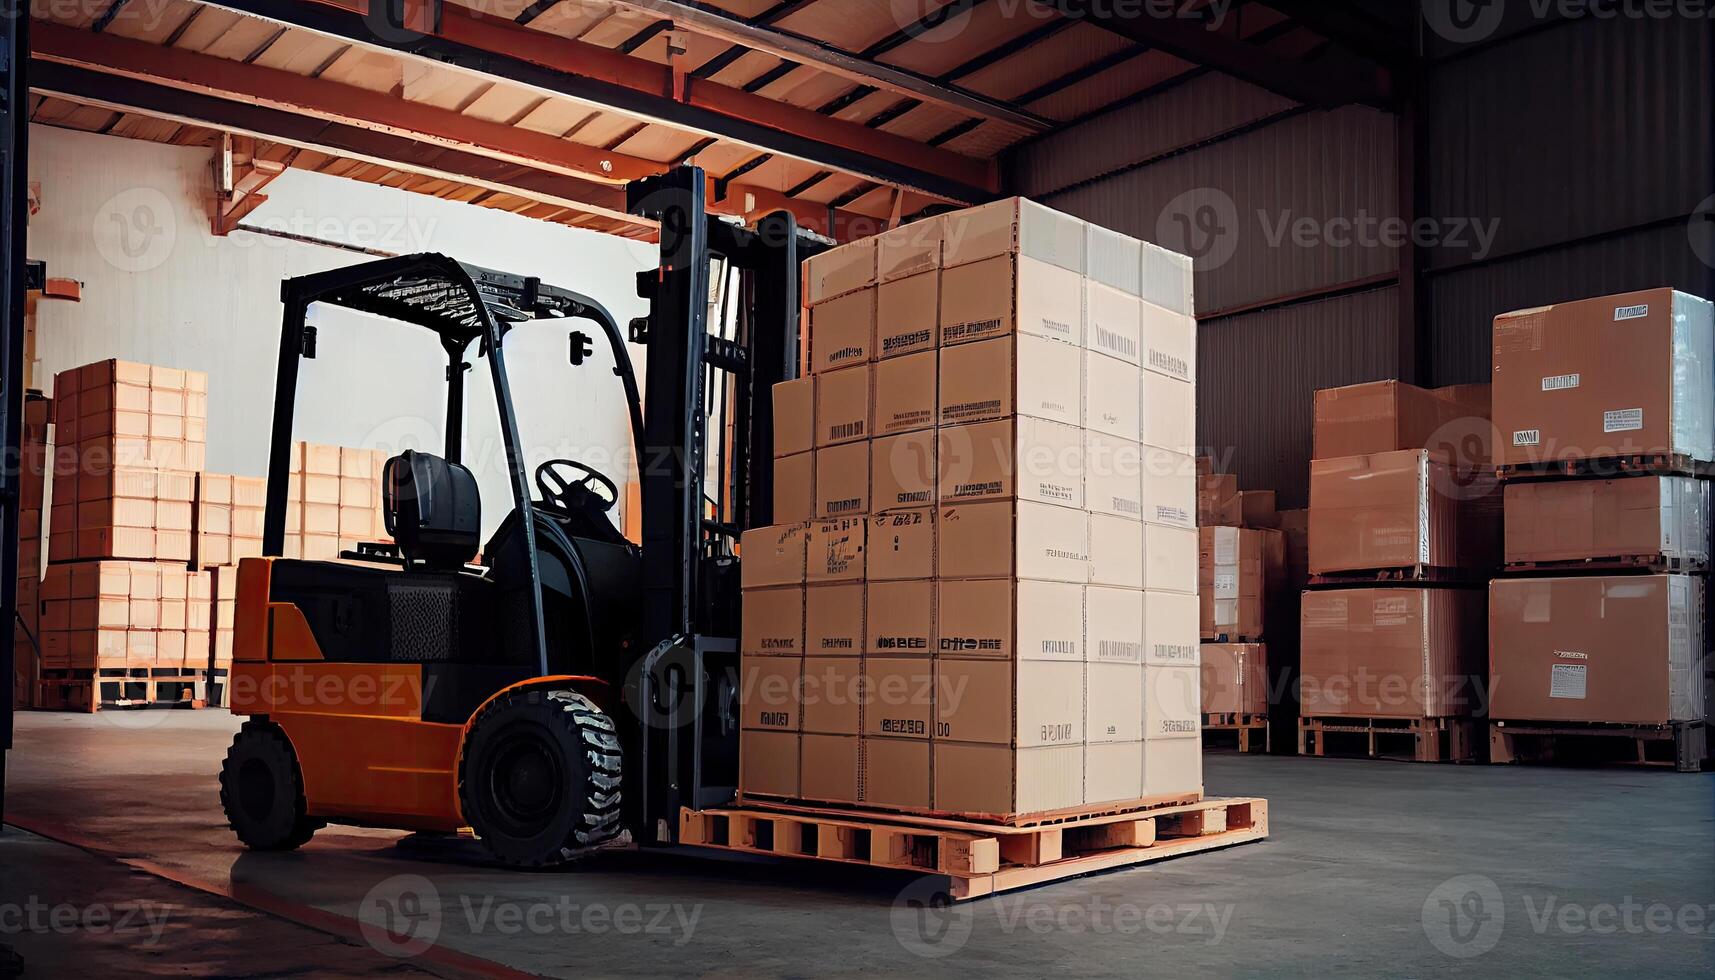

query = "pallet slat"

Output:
[[1496, 453, 1712, 482], [1490, 720, 1707, 773], [1299, 715, 1481, 763], [1203, 713, 1270, 753], [680, 797, 1268, 901]]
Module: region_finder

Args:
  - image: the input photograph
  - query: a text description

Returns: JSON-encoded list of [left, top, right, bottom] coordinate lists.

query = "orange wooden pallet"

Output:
[[680, 796, 1268, 901], [1203, 712, 1271, 753], [1299, 714, 1481, 763]]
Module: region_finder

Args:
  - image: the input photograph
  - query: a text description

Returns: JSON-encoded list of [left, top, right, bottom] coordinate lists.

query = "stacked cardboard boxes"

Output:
[[1487, 289, 1713, 740], [744, 199, 1202, 820], [12, 394, 51, 708], [282, 442, 388, 561], [1299, 380, 1500, 743]]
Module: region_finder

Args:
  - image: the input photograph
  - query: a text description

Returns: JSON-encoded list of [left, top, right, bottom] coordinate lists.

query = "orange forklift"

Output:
[[219, 168, 824, 865]]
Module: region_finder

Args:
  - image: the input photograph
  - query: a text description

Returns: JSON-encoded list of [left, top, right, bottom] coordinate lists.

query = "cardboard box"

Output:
[[863, 656, 934, 739], [1143, 664, 1200, 739], [799, 662, 857, 731], [877, 218, 944, 284], [1144, 590, 1200, 667], [1198, 526, 1277, 639], [814, 442, 869, 519], [933, 743, 1083, 817], [1493, 288, 1714, 466], [861, 737, 931, 809], [937, 579, 1082, 660], [936, 500, 1088, 584], [1313, 380, 1494, 463], [1086, 281, 1142, 365], [740, 524, 807, 588], [741, 655, 802, 732], [799, 733, 860, 802], [940, 197, 1086, 273], [1142, 301, 1196, 383], [1239, 490, 1278, 528], [809, 289, 875, 374], [1141, 449, 1197, 529], [938, 333, 1082, 427], [940, 255, 1084, 348], [1201, 643, 1268, 715], [741, 585, 804, 655], [1309, 450, 1500, 574], [814, 363, 871, 446], [1503, 476, 1711, 566], [1299, 587, 1487, 718], [772, 377, 815, 457], [1141, 372, 1196, 455], [1085, 350, 1141, 442], [1085, 741, 1144, 805], [1141, 240, 1195, 318], [1088, 513, 1144, 589], [938, 417, 1083, 508], [1088, 223, 1141, 296], [1197, 473, 1241, 526], [772, 452, 815, 524], [872, 350, 936, 435], [871, 431, 936, 512], [806, 583, 864, 656], [739, 731, 799, 798], [803, 237, 875, 305], [1144, 524, 1198, 596], [876, 271, 938, 358], [866, 510, 935, 580], [807, 518, 866, 582], [935, 659, 1083, 745], [1142, 737, 1202, 798], [1488, 574, 1704, 724], [865, 580, 934, 656], [1086, 433, 1143, 520], [1086, 586, 1144, 664], [1087, 662, 1143, 742]]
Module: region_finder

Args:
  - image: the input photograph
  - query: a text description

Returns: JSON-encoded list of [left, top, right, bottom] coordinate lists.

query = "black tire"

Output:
[[219, 719, 323, 851], [458, 688, 623, 867]]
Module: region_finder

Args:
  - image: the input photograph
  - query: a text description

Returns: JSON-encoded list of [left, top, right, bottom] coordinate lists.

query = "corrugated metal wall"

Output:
[[1422, 15, 1715, 384]]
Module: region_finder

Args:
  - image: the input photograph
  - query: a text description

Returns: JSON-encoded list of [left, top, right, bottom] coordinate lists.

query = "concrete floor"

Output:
[[2, 711, 1712, 978]]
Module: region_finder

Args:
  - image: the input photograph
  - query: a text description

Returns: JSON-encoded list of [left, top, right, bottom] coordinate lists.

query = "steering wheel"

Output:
[[535, 459, 619, 515]]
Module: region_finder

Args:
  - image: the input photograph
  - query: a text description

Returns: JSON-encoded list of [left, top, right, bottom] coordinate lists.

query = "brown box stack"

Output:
[[1200, 643, 1268, 717], [1308, 450, 1501, 575], [282, 442, 388, 560], [743, 199, 1203, 820], [1487, 289, 1714, 745], [1198, 526, 1284, 641], [1300, 587, 1487, 719], [38, 561, 211, 673], [13, 394, 51, 708]]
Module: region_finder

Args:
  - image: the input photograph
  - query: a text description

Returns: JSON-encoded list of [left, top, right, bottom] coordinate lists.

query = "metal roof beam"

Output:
[[1254, 0, 1416, 68]]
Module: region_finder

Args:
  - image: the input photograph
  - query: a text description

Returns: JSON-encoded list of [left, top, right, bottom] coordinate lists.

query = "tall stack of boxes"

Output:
[[1195, 458, 1285, 730], [1298, 379, 1500, 734], [743, 199, 1202, 820], [283, 442, 388, 561], [41, 361, 212, 683], [1487, 289, 1713, 744]]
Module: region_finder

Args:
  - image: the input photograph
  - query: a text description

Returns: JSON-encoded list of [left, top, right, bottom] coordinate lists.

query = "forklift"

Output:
[[218, 167, 826, 865]]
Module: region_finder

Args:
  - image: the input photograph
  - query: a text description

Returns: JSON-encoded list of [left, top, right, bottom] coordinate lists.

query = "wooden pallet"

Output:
[[681, 796, 1268, 901], [1501, 554, 1707, 576], [1298, 714, 1481, 763], [1490, 720, 1707, 773], [1307, 566, 1486, 588], [1203, 713, 1270, 753], [1496, 454, 1713, 482], [1201, 632, 1263, 644], [37, 667, 211, 713]]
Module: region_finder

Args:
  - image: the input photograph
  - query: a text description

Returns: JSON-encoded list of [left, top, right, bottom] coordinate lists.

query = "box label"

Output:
[[1541, 374, 1580, 391], [1613, 304, 1649, 321], [1512, 429, 1541, 447], [1603, 409, 1643, 433], [1147, 348, 1191, 381], [1549, 663, 1587, 700]]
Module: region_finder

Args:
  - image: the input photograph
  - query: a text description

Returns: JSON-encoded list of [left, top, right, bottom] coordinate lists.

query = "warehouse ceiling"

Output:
[[27, 0, 1408, 241]]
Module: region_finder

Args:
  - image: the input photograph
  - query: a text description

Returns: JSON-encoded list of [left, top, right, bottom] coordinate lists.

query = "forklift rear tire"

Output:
[[219, 720, 324, 851], [459, 688, 623, 867]]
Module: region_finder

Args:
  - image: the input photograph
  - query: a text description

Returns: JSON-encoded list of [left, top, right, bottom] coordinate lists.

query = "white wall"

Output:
[[27, 125, 655, 536]]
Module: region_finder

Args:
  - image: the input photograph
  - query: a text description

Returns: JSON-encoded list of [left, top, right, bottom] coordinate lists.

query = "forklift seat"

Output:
[[384, 450, 481, 570]]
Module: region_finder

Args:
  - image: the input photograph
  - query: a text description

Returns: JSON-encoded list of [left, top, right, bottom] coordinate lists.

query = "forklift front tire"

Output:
[[219, 720, 323, 851], [459, 688, 623, 867]]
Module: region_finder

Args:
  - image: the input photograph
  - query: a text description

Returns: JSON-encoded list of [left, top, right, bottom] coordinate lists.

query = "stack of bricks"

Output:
[[740, 198, 1203, 821], [42, 361, 212, 680], [12, 394, 51, 708]]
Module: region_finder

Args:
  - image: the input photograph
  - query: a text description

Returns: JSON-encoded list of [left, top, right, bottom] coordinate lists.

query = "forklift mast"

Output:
[[623, 167, 826, 840]]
